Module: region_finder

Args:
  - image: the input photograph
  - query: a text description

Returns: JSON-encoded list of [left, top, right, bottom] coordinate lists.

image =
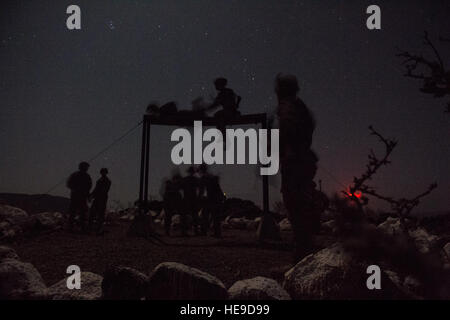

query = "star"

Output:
[[107, 20, 115, 30]]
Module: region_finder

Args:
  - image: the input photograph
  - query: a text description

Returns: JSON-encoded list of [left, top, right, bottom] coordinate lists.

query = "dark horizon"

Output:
[[1, 0, 449, 213]]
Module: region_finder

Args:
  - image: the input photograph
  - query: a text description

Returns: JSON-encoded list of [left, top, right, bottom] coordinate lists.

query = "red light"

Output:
[[346, 188, 362, 199]]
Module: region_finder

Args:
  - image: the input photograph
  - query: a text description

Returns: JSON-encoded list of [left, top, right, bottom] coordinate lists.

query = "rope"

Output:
[[41, 121, 143, 196], [317, 163, 349, 190]]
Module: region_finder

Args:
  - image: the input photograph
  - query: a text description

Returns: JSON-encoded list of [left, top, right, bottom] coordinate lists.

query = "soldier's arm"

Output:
[[278, 102, 298, 154]]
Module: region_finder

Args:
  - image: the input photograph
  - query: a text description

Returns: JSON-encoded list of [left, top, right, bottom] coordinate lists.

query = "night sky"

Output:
[[1, 0, 449, 213]]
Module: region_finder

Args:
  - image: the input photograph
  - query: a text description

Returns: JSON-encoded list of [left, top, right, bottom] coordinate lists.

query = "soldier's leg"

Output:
[[78, 199, 88, 232], [180, 210, 188, 236], [68, 199, 77, 231], [283, 188, 312, 260], [88, 202, 97, 230], [191, 206, 200, 235], [164, 207, 172, 236], [212, 202, 222, 237], [200, 203, 210, 235], [93, 200, 106, 234]]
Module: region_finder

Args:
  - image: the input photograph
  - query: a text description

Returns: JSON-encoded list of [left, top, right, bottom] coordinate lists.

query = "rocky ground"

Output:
[[9, 220, 294, 288], [1, 203, 449, 300]]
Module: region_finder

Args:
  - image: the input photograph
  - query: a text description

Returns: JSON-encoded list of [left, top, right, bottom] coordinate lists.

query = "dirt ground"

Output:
[[10, 221, 295, 288]]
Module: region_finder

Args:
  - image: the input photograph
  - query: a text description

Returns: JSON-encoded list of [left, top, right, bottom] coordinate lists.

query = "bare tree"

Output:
[[397, 31, 450, 113], [344, 126, 437, 223]]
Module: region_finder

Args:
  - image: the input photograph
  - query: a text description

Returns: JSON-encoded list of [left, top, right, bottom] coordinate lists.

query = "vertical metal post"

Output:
[[144, 119, 151, 206], [138, 117, 147, 205], [261, 115, 269, 215]]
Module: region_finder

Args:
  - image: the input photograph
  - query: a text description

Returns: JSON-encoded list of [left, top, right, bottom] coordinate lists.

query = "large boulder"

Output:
[[228, 277, 291, 300], [0, 258, 48, 299], [0, 246, 19, 261], [48, 272, 103, 300], [283, 243, 410, 300], [384, 270, 423, 299], [0, 205, 31, 240], [442, 242, 450, 270], [408, 227, 439, 254], [102, 266, 148, 300], [0, 204, 28, 225], [377, 217, 403, 236], [35, 212, 64, 231], [0, 221, 21, 241], [146, 262, 228, 300]]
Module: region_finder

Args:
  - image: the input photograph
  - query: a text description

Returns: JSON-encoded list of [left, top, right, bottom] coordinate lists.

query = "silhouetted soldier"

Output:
[[275, 74, 319, 259], [67, 162, 92, 232], [162, 174, 182, 236], [209, 77, 241, 118], [88, 168, 111, 235], [198, 164, 225, 237], [180, 166, 200, 236]]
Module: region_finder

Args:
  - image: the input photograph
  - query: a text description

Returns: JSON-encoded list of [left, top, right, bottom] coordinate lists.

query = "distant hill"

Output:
[[0, 193, 70, 215]]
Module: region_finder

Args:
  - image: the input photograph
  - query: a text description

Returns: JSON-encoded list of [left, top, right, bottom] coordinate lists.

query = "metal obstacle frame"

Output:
[[137, 113, 270, 216]]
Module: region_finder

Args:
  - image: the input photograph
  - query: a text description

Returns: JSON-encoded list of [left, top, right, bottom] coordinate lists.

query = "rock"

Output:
[[442, 242, 450, 270], [228, 277, 291, 300], [119, 208, 137, 221], [246, 218, 260, 231], [171, 214, 181, 228], [228, 218, 248, 230], [102, 266, 148, 300], [283, 243, 410, 300], [171, 214, 192, 230], [444, 243, 450, 258], [48, 272, 103, 300], [0, 205, 49, 240], [279, 218, 292, 231], [0, 221, 20, 240], [0, 258, 48, 299], [0, 204, 28, 225], [321, 219, 337, 234], [408, 227, 439, 254], [120, 213, 135, 221], [35, 212, 64, 230], [223, 198, 263, 220], [385, 270, 423, 299], [0, 246, 19, 261], [377, 217, 403, 236], [149, 210, 159, 217], [146, 262, 228, 300]]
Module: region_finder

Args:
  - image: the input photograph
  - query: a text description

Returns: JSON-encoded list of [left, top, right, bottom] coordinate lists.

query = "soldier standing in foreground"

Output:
[[88, 168, 111, 235], [275, 74, 320, 260], [67, 161, 92, 233]]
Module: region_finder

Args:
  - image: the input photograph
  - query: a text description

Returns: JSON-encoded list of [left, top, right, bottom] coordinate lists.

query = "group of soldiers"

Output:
[[65, 74, 320, 260], [162, 164, 225, 237], [66, 162, 111, 235]]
